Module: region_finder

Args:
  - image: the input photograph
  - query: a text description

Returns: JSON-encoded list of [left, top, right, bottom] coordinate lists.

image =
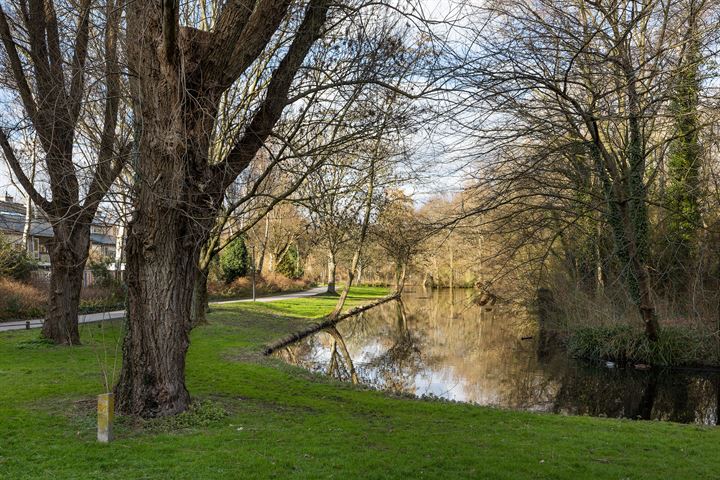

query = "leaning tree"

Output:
[[0, 0, 124, 345]]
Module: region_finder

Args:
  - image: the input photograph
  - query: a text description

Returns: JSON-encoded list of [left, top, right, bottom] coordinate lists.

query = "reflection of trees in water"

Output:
[[377, 289, 555, 405], [289, 298, 429, 395], [325, 326, 359, 384], [363, 299, 425, 395], [418, 290, 556, 406], [276, 288, 720, 424], [336, 311, 374, 344], [317, 288, 556, 405], [550, 365, 720, 424]]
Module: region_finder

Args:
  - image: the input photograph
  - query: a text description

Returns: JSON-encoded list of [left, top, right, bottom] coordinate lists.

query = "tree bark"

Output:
[[112, 21, 221, 414], [394, 261, 407, 294], [327, 252, 337, 294], [257, 214, 270, 274], [113, 71, 220, 415], [191, 267, 210, 327], [41, 229, 89, 345], [115, 205, 206, 416]]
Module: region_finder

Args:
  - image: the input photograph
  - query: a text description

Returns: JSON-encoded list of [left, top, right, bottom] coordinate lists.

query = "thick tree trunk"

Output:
[[327, 252, 337, 294], [41, 229, 89, 345], [112, 49, 219, 416], [113, 1, 223, 417], [115, 209, 205, 417], [112, 58, 221, 415]]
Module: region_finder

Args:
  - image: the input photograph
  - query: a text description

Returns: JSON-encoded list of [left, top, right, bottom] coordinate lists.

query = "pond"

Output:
[[274, 288, 720, 425]]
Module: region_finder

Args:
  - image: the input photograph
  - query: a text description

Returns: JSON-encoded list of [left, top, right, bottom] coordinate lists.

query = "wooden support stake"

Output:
[[97, 392, 114, 443]]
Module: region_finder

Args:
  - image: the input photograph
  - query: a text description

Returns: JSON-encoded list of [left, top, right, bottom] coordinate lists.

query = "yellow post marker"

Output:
[[97, 393, 114, 443]]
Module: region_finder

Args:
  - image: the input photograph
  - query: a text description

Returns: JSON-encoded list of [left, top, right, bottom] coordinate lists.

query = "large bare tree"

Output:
[[114, 0, 444, 417], [0, 0, 124, 345], [115, 0, 335, 417]]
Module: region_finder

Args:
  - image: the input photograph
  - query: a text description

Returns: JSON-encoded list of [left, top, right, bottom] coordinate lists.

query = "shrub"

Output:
[[263, 271, 307, 291], [219, 236, 249, 283], [566, 324, 720, 367], [0, 235, 37, 281], [207, 271, 311, 299], [87, 258, 117, 288], [275, 244, 304, 280], [79, 279, 126, 314], [0, 277, 46, 320]]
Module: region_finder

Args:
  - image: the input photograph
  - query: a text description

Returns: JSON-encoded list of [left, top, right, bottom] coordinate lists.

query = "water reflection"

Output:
[[275, 289, 720, 425]]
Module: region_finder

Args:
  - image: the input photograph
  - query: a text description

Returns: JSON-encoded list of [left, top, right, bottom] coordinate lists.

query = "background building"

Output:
[[0, 193, 120, 284]]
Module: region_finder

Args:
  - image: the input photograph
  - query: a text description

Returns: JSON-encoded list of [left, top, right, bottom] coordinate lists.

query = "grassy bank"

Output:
[[538, 284, 720, 368], [1, 287, 720, 479]]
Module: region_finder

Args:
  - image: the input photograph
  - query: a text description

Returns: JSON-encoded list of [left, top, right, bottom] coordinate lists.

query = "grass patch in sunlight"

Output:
[[2, 286, 720, 479]]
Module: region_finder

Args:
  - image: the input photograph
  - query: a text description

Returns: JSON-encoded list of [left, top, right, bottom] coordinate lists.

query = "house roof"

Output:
[[0, 199, 24, 215], [0, 200, 117, 246], [90, 233, 116, 246], [0, 212, 54, 238]]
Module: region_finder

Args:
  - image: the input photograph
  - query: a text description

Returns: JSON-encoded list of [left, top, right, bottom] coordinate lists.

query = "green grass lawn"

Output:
[[1, 286, 719, 479]]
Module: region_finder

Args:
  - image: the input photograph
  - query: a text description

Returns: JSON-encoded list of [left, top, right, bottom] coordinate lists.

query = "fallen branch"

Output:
[[262, 292, 400, 355]]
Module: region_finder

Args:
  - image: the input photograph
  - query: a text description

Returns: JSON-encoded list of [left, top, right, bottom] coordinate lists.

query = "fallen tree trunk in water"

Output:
[[263, 292, 401, 355]]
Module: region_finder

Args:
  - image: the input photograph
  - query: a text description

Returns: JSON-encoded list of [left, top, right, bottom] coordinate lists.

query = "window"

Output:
[[91, 225, 108, 235], [31, 237, 40, 259]]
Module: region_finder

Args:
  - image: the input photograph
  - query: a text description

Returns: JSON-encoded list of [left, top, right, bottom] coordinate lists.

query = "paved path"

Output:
[[0, 286, 327, 333]]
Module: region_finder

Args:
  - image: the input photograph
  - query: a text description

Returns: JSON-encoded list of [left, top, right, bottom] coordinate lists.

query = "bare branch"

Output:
[[214, 0, 331, 189]]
